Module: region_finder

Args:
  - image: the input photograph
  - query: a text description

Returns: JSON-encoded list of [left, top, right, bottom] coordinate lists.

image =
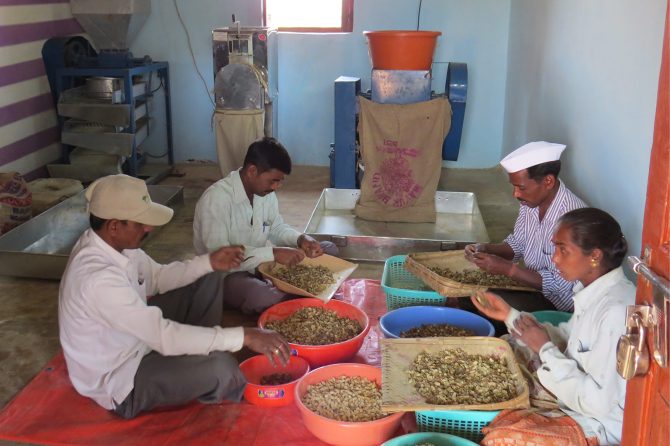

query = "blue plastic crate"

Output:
[[381, 255, 446, 310], [415, 410, 500, 443]]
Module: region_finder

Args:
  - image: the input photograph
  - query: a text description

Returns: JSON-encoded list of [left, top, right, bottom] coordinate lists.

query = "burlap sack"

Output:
[[354, 96, 451, 223], [0, 172, 32, 234]]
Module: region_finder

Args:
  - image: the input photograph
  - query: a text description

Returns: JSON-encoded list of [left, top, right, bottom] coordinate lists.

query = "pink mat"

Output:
[[0, 279, 402, 445]]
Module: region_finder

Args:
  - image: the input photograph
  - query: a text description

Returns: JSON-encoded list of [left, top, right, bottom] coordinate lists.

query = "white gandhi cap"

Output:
[[499, 141, 566, 173]]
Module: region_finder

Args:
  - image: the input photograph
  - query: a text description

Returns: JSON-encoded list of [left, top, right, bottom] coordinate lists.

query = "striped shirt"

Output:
[[504, 181, 587, 311]]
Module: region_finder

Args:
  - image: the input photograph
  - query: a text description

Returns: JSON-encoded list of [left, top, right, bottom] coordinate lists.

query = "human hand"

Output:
[[464, 243, 484, 262], [209, 245, 245, 271], [273, 247, 305, 266], [243, 327, 291, 366], [470, 290, 511, 321], [511, 314, 551, 353], [298, 234, 323, 258], [471, 252, 513, 276]]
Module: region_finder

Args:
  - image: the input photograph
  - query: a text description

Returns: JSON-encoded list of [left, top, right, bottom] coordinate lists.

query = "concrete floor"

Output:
[[0, 163, 517, 435]]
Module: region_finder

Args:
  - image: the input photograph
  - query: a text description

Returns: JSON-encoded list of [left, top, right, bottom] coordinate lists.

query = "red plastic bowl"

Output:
[[258, 298, 371, 367], [363, 30, 442, 70], [239, 355, 310, 407], [295, 363, 404, 446]]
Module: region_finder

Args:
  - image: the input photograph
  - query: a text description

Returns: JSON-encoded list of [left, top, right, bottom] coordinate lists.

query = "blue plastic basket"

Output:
[[379, 306, 494, 338], [532, 310, 572, 326], [382, 255, 446, 310], [415, 410, 500, 443], [382, 432, 478, 446]]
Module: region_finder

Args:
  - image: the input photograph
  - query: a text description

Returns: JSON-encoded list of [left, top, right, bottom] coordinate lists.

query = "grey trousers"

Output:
[[223, 241, 339, 314], [113, 273, 246, 419]]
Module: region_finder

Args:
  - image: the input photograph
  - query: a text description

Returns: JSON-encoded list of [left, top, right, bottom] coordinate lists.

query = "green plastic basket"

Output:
[[381, 255, 446, 311], [415, 410, 500, 443], [382, 432, 478, 446], [532, 310, 572, 326]]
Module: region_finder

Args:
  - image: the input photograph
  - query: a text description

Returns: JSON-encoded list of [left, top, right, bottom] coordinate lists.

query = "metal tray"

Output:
[[304, 188, 489, 262], [0, 185, 183, 279]]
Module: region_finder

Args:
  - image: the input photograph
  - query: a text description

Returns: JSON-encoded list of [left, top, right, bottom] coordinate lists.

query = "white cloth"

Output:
[[193, 169, 302, 271], [504, 181, 587, 311], [500, 141, 566, 173], [58, 229, 245, 410], [214, 110, 265, 178], [505, 267, 635, 445]]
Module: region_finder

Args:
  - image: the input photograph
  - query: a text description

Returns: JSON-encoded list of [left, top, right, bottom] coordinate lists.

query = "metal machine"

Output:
[[41, 0, 173, 182], [330, 63, 468, 188]]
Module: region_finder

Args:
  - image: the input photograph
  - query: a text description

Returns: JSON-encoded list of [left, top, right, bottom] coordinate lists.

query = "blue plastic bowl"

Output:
[[379, 306, 495, 338], [532, 310, 572, 326], [382, 432, 478, 446]]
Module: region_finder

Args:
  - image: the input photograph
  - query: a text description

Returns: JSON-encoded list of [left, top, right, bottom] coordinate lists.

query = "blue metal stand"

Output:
[[442, 62, 467, 161], [331, 76, 360, 188], [54, 62, 173, 177]]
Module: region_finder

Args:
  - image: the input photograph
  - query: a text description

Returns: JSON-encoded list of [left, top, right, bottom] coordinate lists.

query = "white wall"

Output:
[[278, 0, 512, 167], [503, 0, 666, 262]]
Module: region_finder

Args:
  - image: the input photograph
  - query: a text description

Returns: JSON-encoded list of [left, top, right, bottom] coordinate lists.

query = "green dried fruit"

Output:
[[400, 323, 474, 338], [275, 264, 335, 294], [265, 307, 362, 345], [302, 376, 387, 422], [429, 266, 520, 288]]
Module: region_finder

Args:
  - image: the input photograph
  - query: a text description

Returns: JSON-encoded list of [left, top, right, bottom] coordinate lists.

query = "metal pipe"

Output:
[[628, 256, 670, 297]]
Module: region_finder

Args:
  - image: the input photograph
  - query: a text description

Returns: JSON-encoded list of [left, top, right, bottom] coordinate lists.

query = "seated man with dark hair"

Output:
[[193, 137, 337, 314], [59, 174, 289, 419]]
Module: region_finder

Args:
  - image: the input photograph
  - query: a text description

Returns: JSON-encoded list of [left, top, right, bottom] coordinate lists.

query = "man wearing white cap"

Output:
[[464, 141, 586, 312], [59, 174, 290, 419]]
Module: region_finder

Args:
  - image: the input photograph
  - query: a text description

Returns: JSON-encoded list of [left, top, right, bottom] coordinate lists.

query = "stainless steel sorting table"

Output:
[[304, 188, 489, 262], [0, 185, 183, 279]]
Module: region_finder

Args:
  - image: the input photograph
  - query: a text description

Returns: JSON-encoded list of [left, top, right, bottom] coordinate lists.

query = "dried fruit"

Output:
[[302, 376, 387, 422], [407, 348, 517, 405], [430, 266, 520, 288], [400, 323, 474, 338], [265, 306, 362, 345], [274, 264, 335, 295], [260, 373, 293, 385]]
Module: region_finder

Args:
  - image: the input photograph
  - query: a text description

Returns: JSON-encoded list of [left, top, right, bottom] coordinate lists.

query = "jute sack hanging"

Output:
[[354, 96, 451, 223]]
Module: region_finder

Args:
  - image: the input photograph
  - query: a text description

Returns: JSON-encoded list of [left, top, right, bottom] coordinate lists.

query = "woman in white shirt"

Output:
[[472, 207, 634, 446]]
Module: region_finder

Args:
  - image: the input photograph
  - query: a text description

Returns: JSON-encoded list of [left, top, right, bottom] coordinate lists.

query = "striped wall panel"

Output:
[[0, 0, 83, 180]]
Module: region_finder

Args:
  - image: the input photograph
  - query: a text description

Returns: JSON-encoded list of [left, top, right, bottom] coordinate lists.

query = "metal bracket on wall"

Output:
[[628, 255, 669, 367]]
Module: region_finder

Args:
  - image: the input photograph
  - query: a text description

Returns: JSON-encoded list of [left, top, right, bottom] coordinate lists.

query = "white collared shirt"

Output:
[[58, 229, 245, 410], [506, 267, 634, 445], [193, 169, 301, 271], [504, 181, 587, 311]]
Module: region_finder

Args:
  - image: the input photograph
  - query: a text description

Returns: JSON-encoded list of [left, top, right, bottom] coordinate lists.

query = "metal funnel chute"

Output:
[[70, 0, 150, 51]]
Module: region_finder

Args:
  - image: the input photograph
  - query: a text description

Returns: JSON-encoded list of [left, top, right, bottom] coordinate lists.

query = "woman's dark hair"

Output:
[[527, 160, 561, 182], [243, 137, 292, 175], [558, 207, 628, 271]]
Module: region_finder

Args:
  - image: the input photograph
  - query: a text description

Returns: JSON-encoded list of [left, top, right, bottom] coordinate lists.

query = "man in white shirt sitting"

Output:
[[59, 174, 290, 419], [193, 137, 337, 314]]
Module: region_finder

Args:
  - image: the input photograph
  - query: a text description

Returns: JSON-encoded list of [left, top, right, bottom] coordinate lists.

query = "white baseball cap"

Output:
[[500, 141, 566, 173], [85, 174, 173, 226]]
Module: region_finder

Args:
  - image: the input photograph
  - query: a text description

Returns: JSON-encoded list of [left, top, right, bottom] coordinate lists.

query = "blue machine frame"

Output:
[[331, 63, 468, 188]]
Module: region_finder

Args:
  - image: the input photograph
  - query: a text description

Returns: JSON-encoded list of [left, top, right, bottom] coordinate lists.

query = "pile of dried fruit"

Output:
[[260, 373, 293, 385], [302, 376, 386, 422], [429, 266, 520, 288], [265, 306, 362, 345], [274, 264, 335, 294], [407, 348, 517, 405], [400, 323, 474, 338]]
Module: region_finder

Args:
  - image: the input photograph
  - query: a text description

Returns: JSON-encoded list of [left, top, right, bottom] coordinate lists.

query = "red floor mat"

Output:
[[0, 279, 400, 445]]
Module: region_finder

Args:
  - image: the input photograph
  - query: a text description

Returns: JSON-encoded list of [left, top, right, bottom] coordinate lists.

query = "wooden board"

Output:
[[381, 337, 530, 412], [405, 250, 536, 297], [258, 254, 358, 302]]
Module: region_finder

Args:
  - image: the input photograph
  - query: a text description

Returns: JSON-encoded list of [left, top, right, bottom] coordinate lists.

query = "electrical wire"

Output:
[[417, 0, 423, 31], [173, 0, 215, 108]]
